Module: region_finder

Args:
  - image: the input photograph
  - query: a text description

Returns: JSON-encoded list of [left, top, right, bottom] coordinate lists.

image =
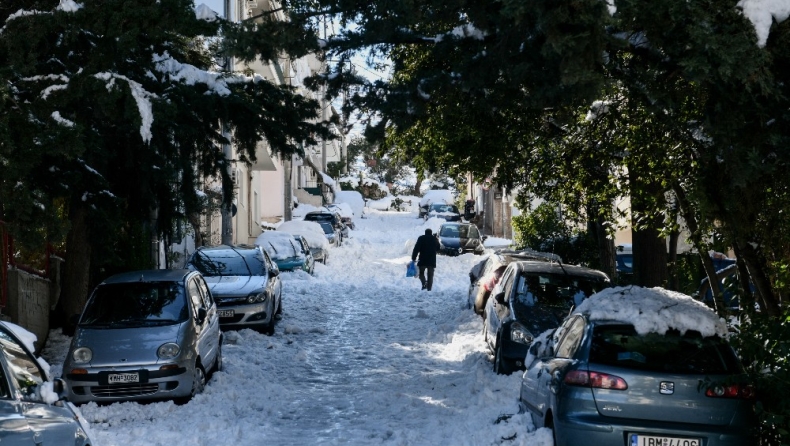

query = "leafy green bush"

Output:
[[512, 202, 598, 267], [730, 309, 790, 445]]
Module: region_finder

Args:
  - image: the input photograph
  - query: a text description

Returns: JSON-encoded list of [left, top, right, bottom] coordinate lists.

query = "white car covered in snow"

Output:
[[276, 220, 332, 264]]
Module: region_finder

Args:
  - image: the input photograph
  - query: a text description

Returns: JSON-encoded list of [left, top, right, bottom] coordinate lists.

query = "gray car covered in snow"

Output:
[[62, 269, 222, 404], [0, 321, 96, 445]]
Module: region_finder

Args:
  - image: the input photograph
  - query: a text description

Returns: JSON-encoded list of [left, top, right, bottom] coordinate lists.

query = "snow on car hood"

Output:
[[574, 286, 728, 337]]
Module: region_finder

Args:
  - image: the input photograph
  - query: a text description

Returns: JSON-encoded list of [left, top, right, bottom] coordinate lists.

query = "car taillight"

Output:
[[564, 370, 628, 390], [705, 383, 755, 399]]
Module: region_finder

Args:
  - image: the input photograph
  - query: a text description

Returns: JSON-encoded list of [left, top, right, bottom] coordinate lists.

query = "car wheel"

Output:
[[177, 363, 206, 404], [275, 297, 283, 317], [494, 339, 513, 375]]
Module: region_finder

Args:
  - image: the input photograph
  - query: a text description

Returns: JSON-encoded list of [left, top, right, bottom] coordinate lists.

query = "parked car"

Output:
[[277, 220, 331, 264], [418, 189, 454, 219], [188, 245, 282, 335], [0, 321, 97, 445], [319, 221, 342, 247], [519, 286, 756, 446], [304, 211, 349, 241], [256, 231, 315, 275], [325, 203, 355, 229], [437, 222, 486, 256], [425, 203, 462, 222], [62, 269, 222, 404], [483, 260, 610, 374], [468, 248, 564, 316]]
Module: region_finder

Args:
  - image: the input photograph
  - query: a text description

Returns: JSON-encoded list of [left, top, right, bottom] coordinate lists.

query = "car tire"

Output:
[[177, 363, 206, 404], [494, 338, 513, 375]]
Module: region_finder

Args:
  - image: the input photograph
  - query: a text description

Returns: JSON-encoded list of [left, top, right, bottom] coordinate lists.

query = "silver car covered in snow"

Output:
[[62, 269, 222, 404], [0, 321, 96, 445]]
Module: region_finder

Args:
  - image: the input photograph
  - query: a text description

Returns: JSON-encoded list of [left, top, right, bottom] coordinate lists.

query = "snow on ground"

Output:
[[42, 210, 551, 446]]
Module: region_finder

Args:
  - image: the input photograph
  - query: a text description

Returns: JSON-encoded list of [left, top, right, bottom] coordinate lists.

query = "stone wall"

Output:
[[6, 268, 51, 353]]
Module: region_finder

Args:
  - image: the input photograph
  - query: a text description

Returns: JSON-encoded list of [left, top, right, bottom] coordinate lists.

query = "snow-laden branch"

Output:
[[738, 0, 790, 47], [94, 72, 155, 143]]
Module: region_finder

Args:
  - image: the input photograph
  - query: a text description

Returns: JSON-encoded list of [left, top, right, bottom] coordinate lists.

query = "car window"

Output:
[[0, 328, 44, 397], [262, 250, 276, 274], [190, 249, 266, 277], [457, 225, 470, 237], [187, 279, 204, 318], [439, 226, 459, 237], [469, 225, 480, 239], [589, 325, 741, 374], [500, 268, 516, 301], [196, 276, 214, 308], [514, 274, 539, 306], [555, 317, 586, 359], [80, 282, 189, 326], [299, 238, 310, 254]]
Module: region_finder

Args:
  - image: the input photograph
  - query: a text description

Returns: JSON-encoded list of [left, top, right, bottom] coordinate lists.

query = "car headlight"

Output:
[[157, 343, 180, 359], [510, 322, 534, 345], [247, 292, 267, 303], [71, 347, 93, 364]]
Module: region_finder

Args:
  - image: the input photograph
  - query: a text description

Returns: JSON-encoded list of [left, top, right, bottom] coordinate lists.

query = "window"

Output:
[[196, 276, 214, 307], [188, 279, 204, 318], [589, 325, 740, 374], [0, 328, 44, 398], [80, 282, 187, 325], [555, 317, 586, 359]]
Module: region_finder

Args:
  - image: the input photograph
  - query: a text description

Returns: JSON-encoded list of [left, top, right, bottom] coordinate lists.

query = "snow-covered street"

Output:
[[41, 210, 553, 446]]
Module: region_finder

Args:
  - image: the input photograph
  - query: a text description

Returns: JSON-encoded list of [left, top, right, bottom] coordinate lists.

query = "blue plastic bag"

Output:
[[406, 261, 418, 278]]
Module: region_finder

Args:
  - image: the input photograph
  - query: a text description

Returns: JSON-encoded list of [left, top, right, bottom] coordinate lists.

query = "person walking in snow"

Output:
[[412, 228, 441, 291]]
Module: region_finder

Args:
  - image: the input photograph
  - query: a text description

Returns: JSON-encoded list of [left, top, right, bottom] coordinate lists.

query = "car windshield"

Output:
[[190, 249, 264, 276], [79, 282, 189, 327], [319, 222, 334, 234], [0, 327, 44, 398], [431, 204, 458, 213], [440, 225, 468, 238], [589, 325, 741, 374], [512, 273, 604, 308]]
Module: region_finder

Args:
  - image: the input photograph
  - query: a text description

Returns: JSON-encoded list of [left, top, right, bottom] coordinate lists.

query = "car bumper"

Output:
[[64, 362, 193, 404], [555, 413, 755, 446], [216, 300, 273, 329]]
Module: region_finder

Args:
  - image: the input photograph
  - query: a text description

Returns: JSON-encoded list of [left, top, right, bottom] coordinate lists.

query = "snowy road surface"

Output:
[[42, 211, 553, 446]]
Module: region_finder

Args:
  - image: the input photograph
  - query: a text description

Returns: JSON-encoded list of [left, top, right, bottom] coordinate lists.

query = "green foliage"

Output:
[[511, 202, 598, 267], [730, 310, 790, 445]]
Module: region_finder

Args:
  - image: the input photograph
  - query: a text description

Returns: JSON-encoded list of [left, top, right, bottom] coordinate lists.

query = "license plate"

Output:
[[108, 372, 139, 384], [630, 434, 699, 446], [218, 310, 234, 317]]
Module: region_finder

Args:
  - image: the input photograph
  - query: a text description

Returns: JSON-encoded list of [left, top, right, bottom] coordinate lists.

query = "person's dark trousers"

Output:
[[419, 266, 435, 291]]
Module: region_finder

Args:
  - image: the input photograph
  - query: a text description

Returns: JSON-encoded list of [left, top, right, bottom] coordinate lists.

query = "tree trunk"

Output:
[[671, 185, 727, 314], [630, 172, 668, 287], [668, 229, 679, 291], [60, 202, 93, 325], [590, 214, 616, 281], [733, 240, 779, 316]]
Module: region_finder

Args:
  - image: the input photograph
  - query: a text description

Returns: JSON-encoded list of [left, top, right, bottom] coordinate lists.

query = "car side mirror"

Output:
[[494, 291, 506, 304], [197, 307, 207, 324], [482, 236, 488, 242]]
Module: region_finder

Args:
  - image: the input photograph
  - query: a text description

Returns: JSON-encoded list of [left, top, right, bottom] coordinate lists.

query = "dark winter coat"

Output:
[[412, 234, 440, 268]]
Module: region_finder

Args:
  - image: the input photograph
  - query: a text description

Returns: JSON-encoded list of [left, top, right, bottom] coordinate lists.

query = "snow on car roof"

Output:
[[276, 220, 330, 250], [255, 231, 300, 259], [419, 189, 454, 206], [574, 286, 727, 338]]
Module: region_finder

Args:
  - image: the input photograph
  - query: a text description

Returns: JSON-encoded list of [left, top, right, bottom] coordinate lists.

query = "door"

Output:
[[196, 276, 221, 367], [187, 277, 213, 369], [486, 266, 515, 350], [534, 317, 587, 411]]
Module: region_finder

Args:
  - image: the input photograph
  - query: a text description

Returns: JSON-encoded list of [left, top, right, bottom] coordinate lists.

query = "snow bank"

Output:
[[574, 286, 727, 337]]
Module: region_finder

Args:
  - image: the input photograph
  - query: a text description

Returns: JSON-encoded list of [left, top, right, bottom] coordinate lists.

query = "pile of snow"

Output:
[[420, 189, 455, 208], [333, 191, 365, 216], [325, 202, 354, 219], [574, 286, 728, 338], [292, 203, 321, 219], [276, 220, 329, 250], [255, 231, 302, 260], [738, 0, 790, 47]]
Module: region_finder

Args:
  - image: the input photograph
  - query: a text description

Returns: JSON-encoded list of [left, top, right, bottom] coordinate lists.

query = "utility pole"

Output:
[[321, 17, 328, 172], [284, 154, 293, 221]]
